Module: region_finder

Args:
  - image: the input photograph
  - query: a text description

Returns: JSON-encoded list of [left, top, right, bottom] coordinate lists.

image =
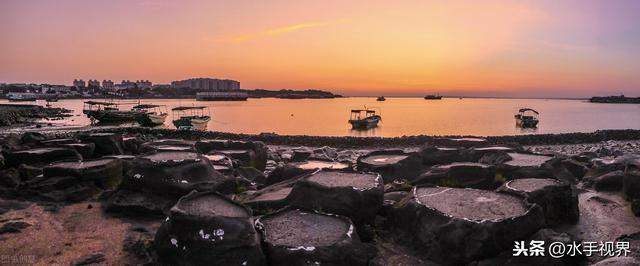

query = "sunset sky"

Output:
[[1, 0, 639, 97]]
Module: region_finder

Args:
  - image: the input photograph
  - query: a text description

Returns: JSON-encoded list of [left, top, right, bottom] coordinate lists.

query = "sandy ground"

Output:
[[0, 202, 159, 265]]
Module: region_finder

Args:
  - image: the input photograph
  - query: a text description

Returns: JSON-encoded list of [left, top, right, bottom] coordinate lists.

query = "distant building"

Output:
[[171, 78, 240, 91], [73, 79, 86, 88], [102, 80, 114, 89], [119, 80, 136, 89], [87, 79, 100, 87], [136, 80, 152, 89]]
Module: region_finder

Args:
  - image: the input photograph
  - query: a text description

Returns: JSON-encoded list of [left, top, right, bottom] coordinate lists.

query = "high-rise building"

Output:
[[73, 79, 86, 88], [102, 80, 114, 89], [171, 78, 240, 91], [136, 80, 152, 89], [87, 79, 100, 87]]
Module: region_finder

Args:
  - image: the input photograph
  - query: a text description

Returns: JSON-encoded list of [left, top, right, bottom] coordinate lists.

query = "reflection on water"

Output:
[[4, 97, 640, 137]]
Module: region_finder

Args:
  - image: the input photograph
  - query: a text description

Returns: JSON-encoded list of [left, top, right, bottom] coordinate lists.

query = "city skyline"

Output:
[[2, 0, 640, 97]]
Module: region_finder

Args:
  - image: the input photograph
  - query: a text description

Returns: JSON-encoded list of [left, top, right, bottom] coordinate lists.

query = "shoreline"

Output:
[[20, 126, 640, 148]]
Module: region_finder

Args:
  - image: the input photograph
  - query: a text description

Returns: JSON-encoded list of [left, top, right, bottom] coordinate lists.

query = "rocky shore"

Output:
[[0, 104, 71, 127], [1, 129, 640, 265]]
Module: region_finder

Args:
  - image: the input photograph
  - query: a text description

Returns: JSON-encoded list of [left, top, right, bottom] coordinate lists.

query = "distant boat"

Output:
[[171, 106, 211, 130], [7, 93, 37, 102], [348, 108, 381, 129], [132, 104, 168, 127], [196, 91, 248, 101], [424, 94, 443, 100], [83, 101, 138, 124], [377, 96, 386, 101], [515, 108, 539, 128]]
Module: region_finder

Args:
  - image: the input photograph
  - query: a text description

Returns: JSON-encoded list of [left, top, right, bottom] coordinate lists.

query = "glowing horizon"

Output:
[[1, 0, 640, 97]]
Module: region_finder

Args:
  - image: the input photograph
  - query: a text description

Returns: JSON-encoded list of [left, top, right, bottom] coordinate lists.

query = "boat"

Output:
[[348, 108, 381, 129], [132, 104, 168, 127], [171, 106, 211, 130], [515, 108, 539, 128], [7, 92, 37, 102], [196, 91, 248, 101], [82, 101, 138, 124], [377, 96, 386, 101], [424, 94, 443, 100]]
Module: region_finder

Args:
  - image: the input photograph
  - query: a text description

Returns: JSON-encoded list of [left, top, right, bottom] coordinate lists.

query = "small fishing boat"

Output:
[[83, 101, 138, 124], [171, 106, 211, 130], [7, 92, 37, 102], [348, 108, 381, 129], [132, 104, 168, 127], [515, 108, 539, 128], [424, 94, 443, 100], [377, 96, 386, 101]]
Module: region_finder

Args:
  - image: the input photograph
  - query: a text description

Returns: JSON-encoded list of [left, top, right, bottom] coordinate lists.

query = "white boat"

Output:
[[132, 104, 168, 127], [171, 106, 211, 130], [7, 92, 37, 101]]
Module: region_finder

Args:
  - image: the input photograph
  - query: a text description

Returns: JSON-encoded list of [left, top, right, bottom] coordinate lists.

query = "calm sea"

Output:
[[4, 97, 640, 137]]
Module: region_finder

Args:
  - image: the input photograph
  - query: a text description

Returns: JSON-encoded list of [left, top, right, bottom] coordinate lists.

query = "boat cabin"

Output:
[[515, 108, 539, 128]]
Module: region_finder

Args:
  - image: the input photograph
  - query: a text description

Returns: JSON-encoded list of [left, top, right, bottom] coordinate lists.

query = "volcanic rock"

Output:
[[498, 178, 579, 226], [154, 191, 265, 265], [419, 146, 467, 166], [244, 181, 295, 214], [121, 152, 231, 197], [468, 146, 515, 162], [357, 150, 423, 183], [264, 164, 315, 186], [44, 159, 123, 190], [287, 170, 383, 223], [196, 140, 268, 171], [412, 162, 497, 189], [389, 186, 544, 264], [105, 189, 174, 217], [623, 164, 640, 201], [139, 139, 196, 153], [504, 153, 553, 167], [292, 160, 350, 171], [61, 143, 96, 159], [585, 170, 625, 191], [256, 208, 375, 265], [4, 147, 82, 167], [78, 133, 124, 156], [434, 137, 488, 148]]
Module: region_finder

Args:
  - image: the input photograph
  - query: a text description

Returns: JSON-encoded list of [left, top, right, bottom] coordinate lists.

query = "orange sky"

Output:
[[1, 0, 640, 97]]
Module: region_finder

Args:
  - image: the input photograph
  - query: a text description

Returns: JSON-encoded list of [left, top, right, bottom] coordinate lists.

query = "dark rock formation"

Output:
[[0, 221, 31, 234], [105, 189, 175, 217], [4, 147, 82, 167], [433, 137, 488, 148], [287, 170, 383, 224], [78, 133, 124, 156], [139, 139, 196, 153], [357, 150, 423, 183], [389, 186, 544, 265], [195, 139, 268, 171], [43, 158, 123, 190], [154, 191, 265, 265], [121, 152, 231, 197], [264, 164, 314, 186], [413, 162, 497, 189], [419, 146, 467, 166], [623, 164, 640, 201], [255, 208, 375, 265], [497, 178, 579, 226], [244, 181, 295, 214], [585, 170, 625, 191]]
